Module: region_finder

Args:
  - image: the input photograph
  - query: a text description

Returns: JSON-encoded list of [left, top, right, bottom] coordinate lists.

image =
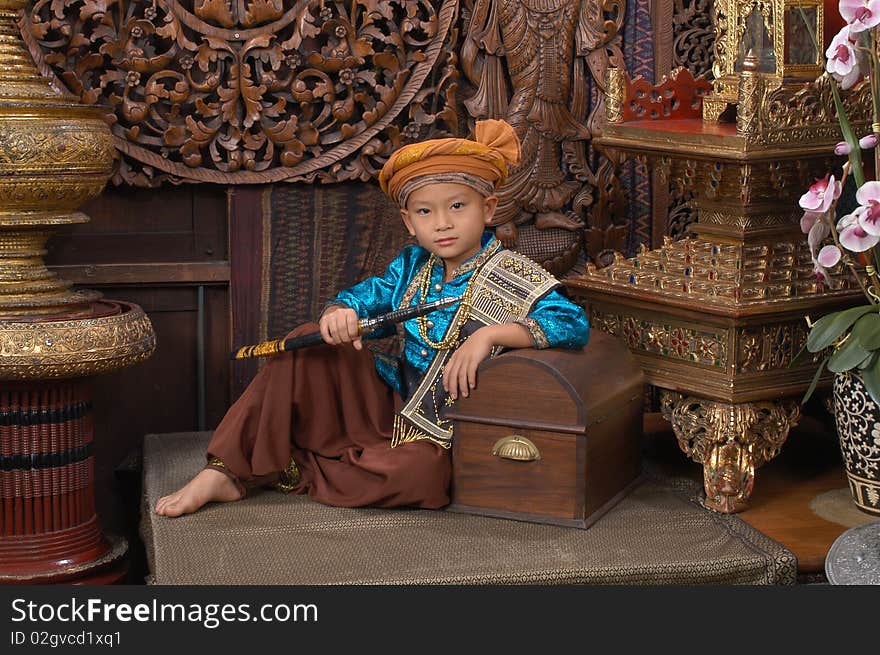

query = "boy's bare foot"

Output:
[[154, 468, 243, 517]]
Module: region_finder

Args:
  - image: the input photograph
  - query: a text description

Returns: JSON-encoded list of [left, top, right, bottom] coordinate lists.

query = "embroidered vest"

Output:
[[391, 248, 560, 449]]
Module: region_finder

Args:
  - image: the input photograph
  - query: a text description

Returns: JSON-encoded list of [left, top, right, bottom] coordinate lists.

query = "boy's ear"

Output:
[[483, 195, 499, 225], [400, 207, 416, 236]]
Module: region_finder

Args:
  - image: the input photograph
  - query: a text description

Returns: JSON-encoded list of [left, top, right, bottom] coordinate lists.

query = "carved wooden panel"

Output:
[[674, 0, 715, 79], [618, 67, 711, 122], [23, 0, 461, 186], [648, 0, 716, 246], [22, 0, 633, 275], [460, 0, 628, 271], [667, 189, 697, 240]]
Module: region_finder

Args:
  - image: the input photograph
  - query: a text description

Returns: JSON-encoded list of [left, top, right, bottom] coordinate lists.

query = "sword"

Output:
[[230, 296, 459, 360]]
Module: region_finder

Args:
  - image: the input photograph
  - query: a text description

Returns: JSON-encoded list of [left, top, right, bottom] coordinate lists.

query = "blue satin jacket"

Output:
[[331, 233, 590, 395]]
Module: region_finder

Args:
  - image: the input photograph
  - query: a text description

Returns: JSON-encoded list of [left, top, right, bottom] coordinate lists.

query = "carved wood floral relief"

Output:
[[22, 0, 631, 274], [23, 0, 461, 186]]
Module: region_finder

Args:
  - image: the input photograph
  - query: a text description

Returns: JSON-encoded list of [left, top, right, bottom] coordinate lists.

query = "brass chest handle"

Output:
[[491, 435, 541, 462]]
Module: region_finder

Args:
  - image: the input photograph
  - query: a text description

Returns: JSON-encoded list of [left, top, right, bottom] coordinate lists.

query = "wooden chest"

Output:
[[444, 331, 645, 528]]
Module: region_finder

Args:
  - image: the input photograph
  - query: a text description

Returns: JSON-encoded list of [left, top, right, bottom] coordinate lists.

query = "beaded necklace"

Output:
[[416, 254, 477, 350]]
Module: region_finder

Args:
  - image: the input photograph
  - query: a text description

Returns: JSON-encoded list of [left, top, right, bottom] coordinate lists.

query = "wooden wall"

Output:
[[46, 184, 232, 551]]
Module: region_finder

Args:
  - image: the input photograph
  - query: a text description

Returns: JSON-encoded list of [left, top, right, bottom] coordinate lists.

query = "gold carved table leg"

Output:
[[660, 391, 801, 513]]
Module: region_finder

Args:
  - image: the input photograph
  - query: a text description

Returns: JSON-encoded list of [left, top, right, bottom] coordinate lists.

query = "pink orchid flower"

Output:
[[855, 203, 880, 236], [855, 181, 880, 235], [840, 222, 880, 252], [835, 141, 853, 155], [861, 134, 879, 149], [817, 245, 842, 268], [805, 213, 831, 283], [808, 219, 830, 252], [799, 174, 841, 214], [813, 245, 842, 285], [837, 210, 859, 231], [840, 0, 880, 32], [801, 211, 825, 234], [826, 26, 864, 88]]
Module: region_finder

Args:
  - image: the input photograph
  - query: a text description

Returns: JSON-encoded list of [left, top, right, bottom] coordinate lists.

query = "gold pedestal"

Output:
[[0, 0, 155, 583]]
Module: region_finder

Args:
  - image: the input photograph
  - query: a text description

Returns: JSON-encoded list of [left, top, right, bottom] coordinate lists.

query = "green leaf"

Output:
[[828, 336, 872, 373], [789, 341, 809, 368], [852, 312, 880, 350], [797, 7, 865, 185], [802, 356, 827, 405], [830, 82, 866, 187], [861, 358, 880, 406], [806, 305, 876, 352]]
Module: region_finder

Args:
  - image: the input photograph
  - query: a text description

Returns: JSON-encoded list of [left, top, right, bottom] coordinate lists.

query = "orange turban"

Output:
[[379, 119, 521, 206]]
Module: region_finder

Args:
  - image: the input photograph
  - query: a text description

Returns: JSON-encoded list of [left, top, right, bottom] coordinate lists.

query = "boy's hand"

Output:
[[319, 305, 363, 350], [443, 328, 493, 400]]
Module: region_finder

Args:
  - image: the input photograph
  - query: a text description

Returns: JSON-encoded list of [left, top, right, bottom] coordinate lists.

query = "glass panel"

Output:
[[734, 6, 776, 73], [785, 7, 818, 65]]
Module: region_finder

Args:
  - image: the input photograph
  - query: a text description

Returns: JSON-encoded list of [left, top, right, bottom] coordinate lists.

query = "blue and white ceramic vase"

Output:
[[833, 371, 880, 515]]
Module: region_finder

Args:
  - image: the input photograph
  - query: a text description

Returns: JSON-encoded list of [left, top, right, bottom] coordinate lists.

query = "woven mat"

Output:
[[140, 432, 797, 585]]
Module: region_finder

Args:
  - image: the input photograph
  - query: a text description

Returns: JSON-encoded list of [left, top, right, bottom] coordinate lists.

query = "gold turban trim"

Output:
[[379, 119, 521, 205]]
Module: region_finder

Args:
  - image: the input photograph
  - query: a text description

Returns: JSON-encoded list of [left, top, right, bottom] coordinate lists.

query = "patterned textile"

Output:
[[262, 182, 414, 341], [141, 432, 798, 585], [621, 0, 656, 253], [514, 222, 580, 264], [229, 182, 414, 395]]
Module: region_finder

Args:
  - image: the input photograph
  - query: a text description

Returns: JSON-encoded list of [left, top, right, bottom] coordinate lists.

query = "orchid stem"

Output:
[[799, 9, 876, 304], [799, 8, 866, 184], [867, 31, 880, 173], [873, 32, 880, 174]]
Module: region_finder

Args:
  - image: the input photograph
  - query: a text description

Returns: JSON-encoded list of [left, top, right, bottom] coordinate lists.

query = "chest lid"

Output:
[[443, 331, 644, 434]]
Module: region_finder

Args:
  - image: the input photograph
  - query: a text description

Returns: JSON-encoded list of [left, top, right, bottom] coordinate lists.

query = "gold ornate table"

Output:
[[567, 42, 866, 512]]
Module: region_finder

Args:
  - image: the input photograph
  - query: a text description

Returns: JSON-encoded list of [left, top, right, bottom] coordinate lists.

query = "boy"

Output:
[[155, 119, 589, 517]]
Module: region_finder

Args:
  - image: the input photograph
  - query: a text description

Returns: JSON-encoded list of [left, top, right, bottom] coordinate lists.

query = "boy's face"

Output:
[[400, 182, 498, 274]]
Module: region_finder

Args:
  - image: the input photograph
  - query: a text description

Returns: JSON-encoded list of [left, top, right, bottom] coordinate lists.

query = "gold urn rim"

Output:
[[0, 300, 156, 380]]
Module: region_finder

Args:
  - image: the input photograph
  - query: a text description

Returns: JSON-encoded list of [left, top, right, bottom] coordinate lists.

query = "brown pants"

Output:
[[206, 323, 451, 509]]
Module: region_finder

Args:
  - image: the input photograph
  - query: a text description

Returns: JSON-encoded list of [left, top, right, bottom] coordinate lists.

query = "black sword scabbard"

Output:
[[230, 296, 458, 360]]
